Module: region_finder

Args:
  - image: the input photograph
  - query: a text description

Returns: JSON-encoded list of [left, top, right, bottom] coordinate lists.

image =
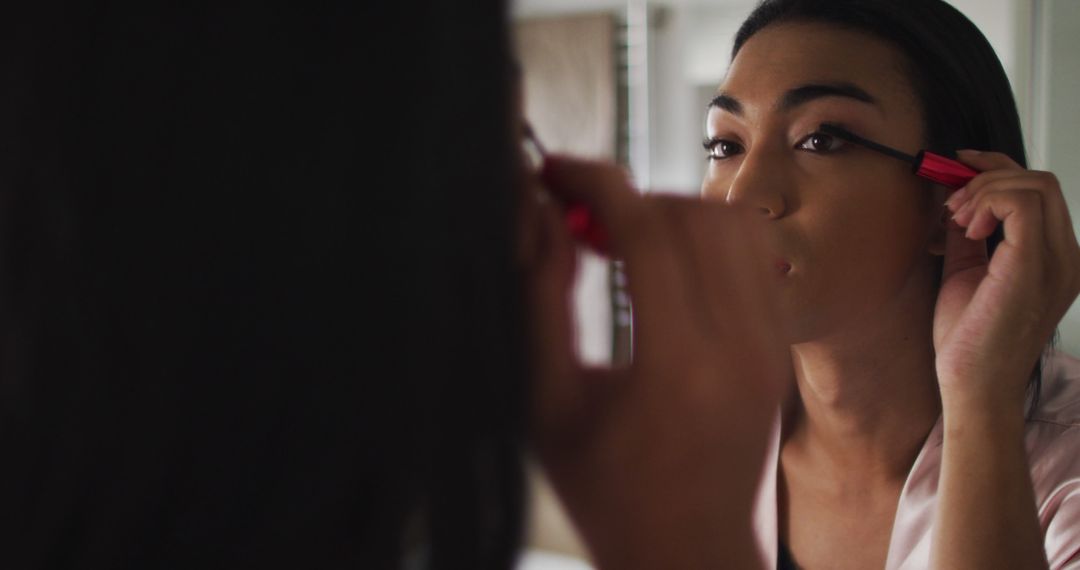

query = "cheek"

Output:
[[791, 182, 932, 307], [701, 164, 734, 200], [778, 235, 911, 343], [811, 168, 928, 235]]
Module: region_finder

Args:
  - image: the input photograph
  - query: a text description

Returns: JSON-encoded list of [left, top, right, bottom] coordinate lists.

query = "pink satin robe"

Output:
[[753, 351, 1080, 569]]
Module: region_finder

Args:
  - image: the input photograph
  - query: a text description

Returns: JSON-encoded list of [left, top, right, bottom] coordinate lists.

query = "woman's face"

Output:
[[703, 22, 947, 343]]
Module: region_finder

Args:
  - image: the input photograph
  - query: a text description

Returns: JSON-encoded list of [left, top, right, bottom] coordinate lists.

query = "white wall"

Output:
[[948, 0, 1022, 84], [646, 0, 1025, 192], [1038, 0, 1080, 355], [648, 3, 754, 194]]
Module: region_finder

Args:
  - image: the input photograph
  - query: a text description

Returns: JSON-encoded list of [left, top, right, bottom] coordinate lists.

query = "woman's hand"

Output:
[[937, 151, 1080, 417], [520, 156, 791, 570], [932, 151, 1078, 570]]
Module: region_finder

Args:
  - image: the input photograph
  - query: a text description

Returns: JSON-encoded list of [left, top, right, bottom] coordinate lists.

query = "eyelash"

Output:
[[702, 131, 846, 161], [702, 138, 743, 161]]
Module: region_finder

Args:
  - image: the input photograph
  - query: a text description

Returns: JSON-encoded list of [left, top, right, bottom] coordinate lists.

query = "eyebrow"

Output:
[[707, 82, 878, 116]]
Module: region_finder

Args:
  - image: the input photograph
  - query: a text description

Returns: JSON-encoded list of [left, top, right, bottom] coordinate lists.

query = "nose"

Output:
[[702, 151, 788, 219]]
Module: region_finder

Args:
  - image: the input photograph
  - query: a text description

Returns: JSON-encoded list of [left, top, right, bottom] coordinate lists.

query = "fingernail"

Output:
[[946, 187, 967, 210], [956, 197, 976, 217]]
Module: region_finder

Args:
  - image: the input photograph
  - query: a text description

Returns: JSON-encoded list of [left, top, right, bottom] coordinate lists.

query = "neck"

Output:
[[784, 273, 942, 484]]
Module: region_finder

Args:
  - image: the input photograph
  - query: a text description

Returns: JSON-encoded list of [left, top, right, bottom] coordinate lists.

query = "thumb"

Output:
[[526, 197, 614, 447], [935, 216, 989, 348], [942, 217, 988, 283]]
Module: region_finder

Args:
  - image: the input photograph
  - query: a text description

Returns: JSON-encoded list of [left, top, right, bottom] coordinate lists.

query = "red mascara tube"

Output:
[[523, 124, 610, 254], [819, 124, 980, 190], [913, 150, 980, 189], [563, 202, 610, 254]]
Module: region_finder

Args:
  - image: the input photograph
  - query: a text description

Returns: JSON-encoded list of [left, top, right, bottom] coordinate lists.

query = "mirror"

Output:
[[511, 1, 1080, 568]]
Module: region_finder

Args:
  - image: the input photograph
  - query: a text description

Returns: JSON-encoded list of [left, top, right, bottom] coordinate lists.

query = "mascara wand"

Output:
[[818, 123, 980, 190]]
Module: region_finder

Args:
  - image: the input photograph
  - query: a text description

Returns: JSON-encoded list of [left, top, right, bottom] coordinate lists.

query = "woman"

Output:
[[699, 0, 1080, 568]]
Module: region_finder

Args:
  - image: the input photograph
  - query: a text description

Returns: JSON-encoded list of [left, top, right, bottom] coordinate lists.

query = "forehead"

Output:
[[721, 21, 919, 116]]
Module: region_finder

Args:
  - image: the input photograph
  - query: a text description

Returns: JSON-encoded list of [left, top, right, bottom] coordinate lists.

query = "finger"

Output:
[[541, 156, 696, 348], [951, 176, 1080, 322], [961, 190, 1048, 280], [600, 195, 722, 372], [936, 220, 986, 349], [629, 197, 761, 346], [941, 211, 989, 283], [951, 173, 1072, 255], [677, 200, 778, 332], [701, 213, 791, 403], [659, 198, 791, 402], [945, 169, 1030, 212], [540, 155, 646, 255], [945, 150, 1024, 213], [527, 197, 588, 440], [954, 149, 1025, 172], [950, 151, 1076, 252], [638, 197, 719, 340]]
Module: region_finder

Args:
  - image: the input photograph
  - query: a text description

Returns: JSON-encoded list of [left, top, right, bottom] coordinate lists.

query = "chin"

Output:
[[780, 318, 819, 346], [774, 290, 837, 345]]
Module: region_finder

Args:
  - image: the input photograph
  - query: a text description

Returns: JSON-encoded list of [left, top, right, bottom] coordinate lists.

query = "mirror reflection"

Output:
[[512, 2, 1080, 569]]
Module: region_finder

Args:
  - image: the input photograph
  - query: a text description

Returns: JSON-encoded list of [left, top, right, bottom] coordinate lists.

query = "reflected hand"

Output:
[[521, 156, 791, 570]]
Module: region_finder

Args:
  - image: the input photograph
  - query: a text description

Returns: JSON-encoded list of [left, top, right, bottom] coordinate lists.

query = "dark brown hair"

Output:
[[0, 2, 524, 568]]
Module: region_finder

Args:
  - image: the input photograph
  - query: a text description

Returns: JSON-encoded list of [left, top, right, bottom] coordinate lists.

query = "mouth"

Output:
[[776, 260, 792, 275]]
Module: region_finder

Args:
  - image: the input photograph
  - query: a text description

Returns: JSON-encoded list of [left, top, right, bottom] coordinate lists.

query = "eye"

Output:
[[796, 132, 845, 153], [703, 138, 744, 161]]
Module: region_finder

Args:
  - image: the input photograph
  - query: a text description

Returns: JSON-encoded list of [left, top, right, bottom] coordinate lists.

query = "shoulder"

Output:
[[1022, 349, 1080, 493], [1024, 349, 1080, 460], [1030, 349, 1080, 428], [1025, 351, 1080, 568]]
